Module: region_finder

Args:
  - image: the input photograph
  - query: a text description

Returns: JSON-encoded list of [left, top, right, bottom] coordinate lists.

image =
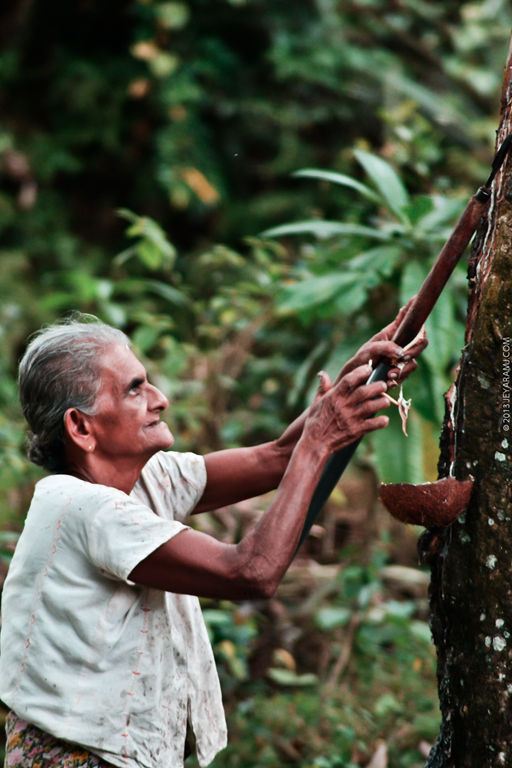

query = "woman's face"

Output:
[[84, 343, 175, 462]]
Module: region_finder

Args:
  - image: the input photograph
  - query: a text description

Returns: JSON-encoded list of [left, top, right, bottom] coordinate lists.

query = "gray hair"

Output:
[[19, 315, 130, 472]]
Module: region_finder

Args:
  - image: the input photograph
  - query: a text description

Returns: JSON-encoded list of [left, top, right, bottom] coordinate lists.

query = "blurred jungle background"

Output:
[[1, 1, 511, 765]]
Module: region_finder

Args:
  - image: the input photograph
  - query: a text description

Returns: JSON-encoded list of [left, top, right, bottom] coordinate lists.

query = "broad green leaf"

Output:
[[353, 149, 410, 219], [315, 607, 352, 630], [117, 208, 138, 224], [423, 291, 458, 372], [287, 339, 329, 408], [293, 168, 382, 205], [113, 246, 137, 267], [277, 272, 358, 313], [402, 195, 433, 226], [322, 331, 373, 381], [428, 364, 452, 423], [198, 244, 245, 268], [371, 407, 424, 484], [358, 583, 378, 609], [379, 600, 416, 619], [332, 282, 369, 315], [132, 325, 161, 353], [348, 245, 402, 277], [202, 609, 233, 626], [400, 262, 460, 421], [102, 302, 127, 328], [400, 360, 438, 424], [373, 692, 402, 717], [399, 259, 425, 308], [308, 328, 380, 404], [262, 221, 392, 240], [216, 640, 249, 681], [410, 620, 433, 644], [37, 291, 78, 311], [139, 219, 177, 262], [146, 280, 191, 308], [421, 227, 457, 245], [136, 240, 164, 269], [267, 668, 318, 686], [390, 71, 465, 131], [415, 196, 464, 235], [400, 260, 463, 388], [117, 209, 177, 269]]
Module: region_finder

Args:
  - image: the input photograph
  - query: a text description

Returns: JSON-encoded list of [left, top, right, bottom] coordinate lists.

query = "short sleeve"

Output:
[[132, 451, 207, 522], [85, 489, 188, 581]]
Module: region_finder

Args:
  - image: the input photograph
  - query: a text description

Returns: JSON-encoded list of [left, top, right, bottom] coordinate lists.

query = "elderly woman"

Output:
[[0, 311, 425, 768]]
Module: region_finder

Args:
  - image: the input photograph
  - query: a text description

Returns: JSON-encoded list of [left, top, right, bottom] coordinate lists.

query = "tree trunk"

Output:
[[423, 36, 512, 768]]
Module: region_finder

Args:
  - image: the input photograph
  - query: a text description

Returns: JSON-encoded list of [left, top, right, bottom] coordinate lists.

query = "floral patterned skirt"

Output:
[[4, 711, 112, 767]]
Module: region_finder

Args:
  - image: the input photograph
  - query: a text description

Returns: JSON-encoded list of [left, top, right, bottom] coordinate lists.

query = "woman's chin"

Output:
[[143, 422, 175, 453], [157, 424, 175, 449]]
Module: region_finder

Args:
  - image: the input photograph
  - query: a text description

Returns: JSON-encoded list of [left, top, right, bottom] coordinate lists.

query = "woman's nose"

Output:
[[149, 383, 169, 411]]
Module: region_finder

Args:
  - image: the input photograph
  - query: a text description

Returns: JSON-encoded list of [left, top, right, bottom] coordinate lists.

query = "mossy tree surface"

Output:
[[425, 37, 512, 768]]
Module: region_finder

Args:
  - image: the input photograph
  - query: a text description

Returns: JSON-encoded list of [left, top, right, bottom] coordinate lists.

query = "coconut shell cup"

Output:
[[379, 476, 474, 527]]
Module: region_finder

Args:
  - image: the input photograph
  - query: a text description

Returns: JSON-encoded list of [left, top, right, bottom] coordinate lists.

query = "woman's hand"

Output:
[[335, 299, 428, 387], [304, 363, 391, 454]]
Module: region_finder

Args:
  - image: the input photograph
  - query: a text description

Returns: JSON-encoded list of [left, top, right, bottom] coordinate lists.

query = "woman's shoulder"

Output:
[[29, 474, 131, 526], [139, 450, 206, 498], [143, 450, 205, 480], [135, 450, 206, 520], [34, 473, 129, 502]]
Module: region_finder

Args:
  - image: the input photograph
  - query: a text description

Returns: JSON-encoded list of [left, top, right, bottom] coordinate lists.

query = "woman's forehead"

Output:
[[98, 344, 146, 387]]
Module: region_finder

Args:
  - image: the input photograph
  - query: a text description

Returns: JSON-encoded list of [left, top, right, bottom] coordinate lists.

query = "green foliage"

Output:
[[187, 539, 438, 768], [265, 149, 468, 481], [0, 1, 511, 762], [0, 531, 19, 567], [116, 209, 178, 270], [202, 604, 259, 688]]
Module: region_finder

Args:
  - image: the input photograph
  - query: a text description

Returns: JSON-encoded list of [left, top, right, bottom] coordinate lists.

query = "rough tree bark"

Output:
[[423, 35, 512, 768]]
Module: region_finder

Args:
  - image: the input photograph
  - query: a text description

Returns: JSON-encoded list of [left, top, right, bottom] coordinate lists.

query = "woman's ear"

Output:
[[64, 408, 95, 453]]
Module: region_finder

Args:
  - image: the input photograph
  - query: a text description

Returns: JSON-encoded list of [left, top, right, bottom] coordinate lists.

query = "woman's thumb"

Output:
[[315, 370, 333, 399]]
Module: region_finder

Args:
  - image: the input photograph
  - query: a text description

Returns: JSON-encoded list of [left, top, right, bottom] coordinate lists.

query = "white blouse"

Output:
[[0, 451, 227, 768]]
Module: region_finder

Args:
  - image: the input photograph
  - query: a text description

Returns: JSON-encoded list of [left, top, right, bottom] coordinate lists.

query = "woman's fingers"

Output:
[[363, 340, 405, 362], [388, 354, 425, 383], [360, 414, 390, 433], [335, 301, 430, 383], [358, 392, 391, 416], [399, 359, 419, 378], [335, 336, 421, 382], [315, 370, 333, 399], [337, 368, 389, 415], [305, 363, 392, 453], [337, 363, 373, 394], [404, 337, 428, 359], [351, 381, 389, 408]]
